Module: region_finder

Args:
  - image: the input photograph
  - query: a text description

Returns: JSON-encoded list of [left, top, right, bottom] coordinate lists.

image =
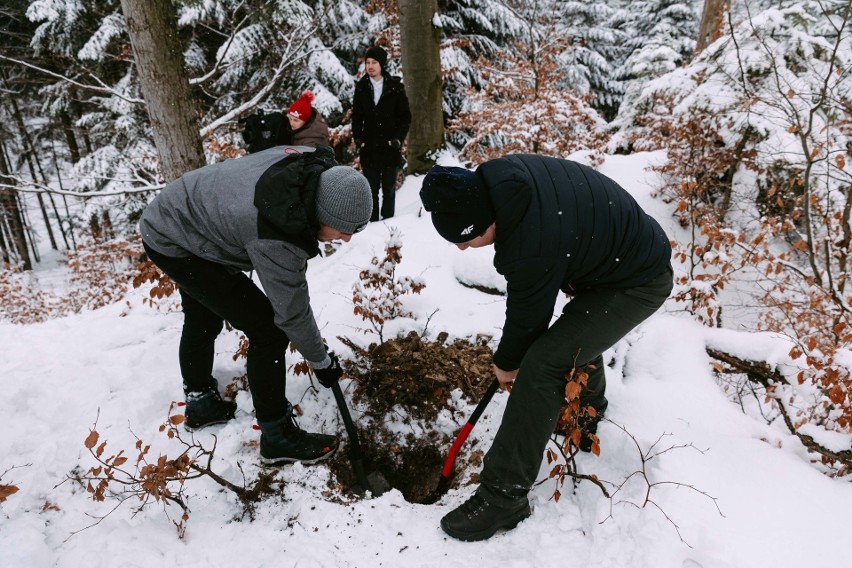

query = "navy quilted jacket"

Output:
[[477, 155, 672, 370]]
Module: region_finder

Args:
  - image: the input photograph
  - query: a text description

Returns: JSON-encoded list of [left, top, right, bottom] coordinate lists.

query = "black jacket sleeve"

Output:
[[393, 83, 411, 142], [351, 81, 368, 143], [492, 256, 565, 371]]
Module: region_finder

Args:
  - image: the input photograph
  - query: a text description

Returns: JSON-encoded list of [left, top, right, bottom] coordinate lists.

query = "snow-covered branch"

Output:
[[0, 178, 163, 198], [0, 54, 144, 105], [198, 25, 320, 138]]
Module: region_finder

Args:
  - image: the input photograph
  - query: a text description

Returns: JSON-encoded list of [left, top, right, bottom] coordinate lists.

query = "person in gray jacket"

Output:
[[139, 146, 372, 465]]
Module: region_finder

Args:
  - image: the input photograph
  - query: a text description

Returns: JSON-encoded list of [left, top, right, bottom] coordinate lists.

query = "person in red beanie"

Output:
[[287, 90, 329, 147]]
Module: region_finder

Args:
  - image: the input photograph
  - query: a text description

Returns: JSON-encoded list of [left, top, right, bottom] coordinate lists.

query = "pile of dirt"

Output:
[[341, 331, 494, 422], [327, 331, 496, 502]]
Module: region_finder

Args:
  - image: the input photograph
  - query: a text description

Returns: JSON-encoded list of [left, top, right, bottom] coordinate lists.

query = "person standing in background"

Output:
[[352, 45, 411, 222]]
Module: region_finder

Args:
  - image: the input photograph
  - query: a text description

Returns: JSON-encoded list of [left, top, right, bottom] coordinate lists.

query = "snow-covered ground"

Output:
[[1, 152, 850, 568]]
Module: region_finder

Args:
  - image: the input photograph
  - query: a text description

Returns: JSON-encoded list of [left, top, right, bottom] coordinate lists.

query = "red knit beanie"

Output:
[[288, 90, 314, 121]]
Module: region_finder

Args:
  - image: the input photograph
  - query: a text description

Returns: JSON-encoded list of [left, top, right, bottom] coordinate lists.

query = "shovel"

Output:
[[330, 381, 391, 497], [418, 377, 500, 504]]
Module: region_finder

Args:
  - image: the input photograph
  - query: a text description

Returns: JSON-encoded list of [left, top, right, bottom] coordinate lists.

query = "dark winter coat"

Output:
[[351, 73, 411, 168], [477, 154, 672, 371], [292, 108, 330, 148], [139, 146, 337, 366]]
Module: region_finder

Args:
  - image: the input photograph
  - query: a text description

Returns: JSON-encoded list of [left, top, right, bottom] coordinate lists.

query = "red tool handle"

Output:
[[439, 378, 500, 478]]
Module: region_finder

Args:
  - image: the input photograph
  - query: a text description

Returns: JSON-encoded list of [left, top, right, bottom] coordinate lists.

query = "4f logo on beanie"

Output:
[[461, 224, 475, 236]]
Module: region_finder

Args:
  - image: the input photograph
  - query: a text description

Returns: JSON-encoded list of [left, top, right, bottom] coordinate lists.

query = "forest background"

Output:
[[0, 0, 851, 565]]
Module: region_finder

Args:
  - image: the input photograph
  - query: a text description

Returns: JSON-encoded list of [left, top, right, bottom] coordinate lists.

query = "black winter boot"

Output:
[[184, 378, 237, 430], [258, 410, 338, 466], [556, 409, 604, 453], [576, 411, 603, 453], [440, 493, 531, 541]]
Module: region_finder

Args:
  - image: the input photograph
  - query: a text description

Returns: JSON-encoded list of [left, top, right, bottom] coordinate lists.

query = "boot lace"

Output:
[[458, 495, 490, 520]]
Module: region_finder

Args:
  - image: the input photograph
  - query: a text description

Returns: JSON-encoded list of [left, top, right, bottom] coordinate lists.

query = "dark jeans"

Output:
[[478, 267, 674, 506], [143, 242, 291, 422], [363, 164, 398, 221]]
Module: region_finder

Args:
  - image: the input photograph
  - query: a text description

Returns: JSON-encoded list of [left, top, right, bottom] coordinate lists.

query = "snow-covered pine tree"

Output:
[[610, 0, 699, 133], [447, 1, 610, 165], [21, 0, 382, 236], [436, 0, 529, 120], [555, 1, 625, 121]]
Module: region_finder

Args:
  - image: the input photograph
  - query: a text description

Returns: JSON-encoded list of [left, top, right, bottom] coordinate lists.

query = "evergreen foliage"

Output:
[[611, 0, 699, 129]]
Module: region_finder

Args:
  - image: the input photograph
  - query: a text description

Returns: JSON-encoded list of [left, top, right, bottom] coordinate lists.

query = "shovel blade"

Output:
[[357, 471, 391, 497], [415, 474, 452, 504], [350, 456, 391, 497]]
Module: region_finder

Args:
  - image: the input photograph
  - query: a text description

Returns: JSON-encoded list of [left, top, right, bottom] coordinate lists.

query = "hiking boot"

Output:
[[577, 412, 602, 453], [440, 493, 531, 541], [184, 379, 237, 430], [258, 410, 338, 466]]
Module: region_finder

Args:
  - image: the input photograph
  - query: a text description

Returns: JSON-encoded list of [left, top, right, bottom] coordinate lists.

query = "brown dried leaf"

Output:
[[828, 386, 844, 404], [565, 381, 581, 401], [570, 430, 582, 448], [590, 436, 601, 456], [84, 430, 99, 449], [0, 485, 20, 502]]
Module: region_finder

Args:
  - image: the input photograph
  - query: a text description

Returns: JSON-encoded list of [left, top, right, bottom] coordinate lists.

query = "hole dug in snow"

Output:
[[327, 331, 494, 503]]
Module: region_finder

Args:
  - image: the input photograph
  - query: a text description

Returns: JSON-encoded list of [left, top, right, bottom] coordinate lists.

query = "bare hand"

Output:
[[493, 365, 518, 390]]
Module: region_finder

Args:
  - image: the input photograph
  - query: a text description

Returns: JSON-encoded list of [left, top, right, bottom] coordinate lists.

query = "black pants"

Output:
[[143, 242, 290, 422], [363, 164, 398, 221], [478, 267, 674, 506]]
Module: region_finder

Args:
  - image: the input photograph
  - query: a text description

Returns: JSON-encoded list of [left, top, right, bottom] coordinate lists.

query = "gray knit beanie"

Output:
[[316, 166, 372, 234]]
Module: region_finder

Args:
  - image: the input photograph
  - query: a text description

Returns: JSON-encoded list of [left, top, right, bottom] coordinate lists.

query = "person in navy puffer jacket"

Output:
[[420, 155, 673, 541]]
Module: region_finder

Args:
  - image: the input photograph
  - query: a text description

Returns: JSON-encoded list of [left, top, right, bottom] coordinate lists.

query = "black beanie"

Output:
[[420, 166, 495, 244], [365, 46, 388, 70]]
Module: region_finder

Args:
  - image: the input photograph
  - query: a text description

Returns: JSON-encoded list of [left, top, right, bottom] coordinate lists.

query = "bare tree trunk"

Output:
[[1, 72, 62, 250], [0, 211, 9, 265], [119, 0, 206, 181], [398, 0, 444, 174], [58, 109, 81, 164], [9, 119, 69, 251], [0, 140, 32, 270], [696, 0, 731, 54]]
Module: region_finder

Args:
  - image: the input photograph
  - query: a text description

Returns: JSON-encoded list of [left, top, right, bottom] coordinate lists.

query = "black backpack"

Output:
[[253, 146, 338, 257], [239, 109, 293, 153]]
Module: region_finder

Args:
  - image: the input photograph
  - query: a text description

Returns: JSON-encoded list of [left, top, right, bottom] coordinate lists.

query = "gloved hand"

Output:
[[390, 138, 401, 150], [314, 351, 343, 388]]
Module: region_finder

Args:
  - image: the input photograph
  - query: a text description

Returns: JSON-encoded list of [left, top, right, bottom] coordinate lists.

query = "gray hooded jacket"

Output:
[[139, 146, 331, 368]]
